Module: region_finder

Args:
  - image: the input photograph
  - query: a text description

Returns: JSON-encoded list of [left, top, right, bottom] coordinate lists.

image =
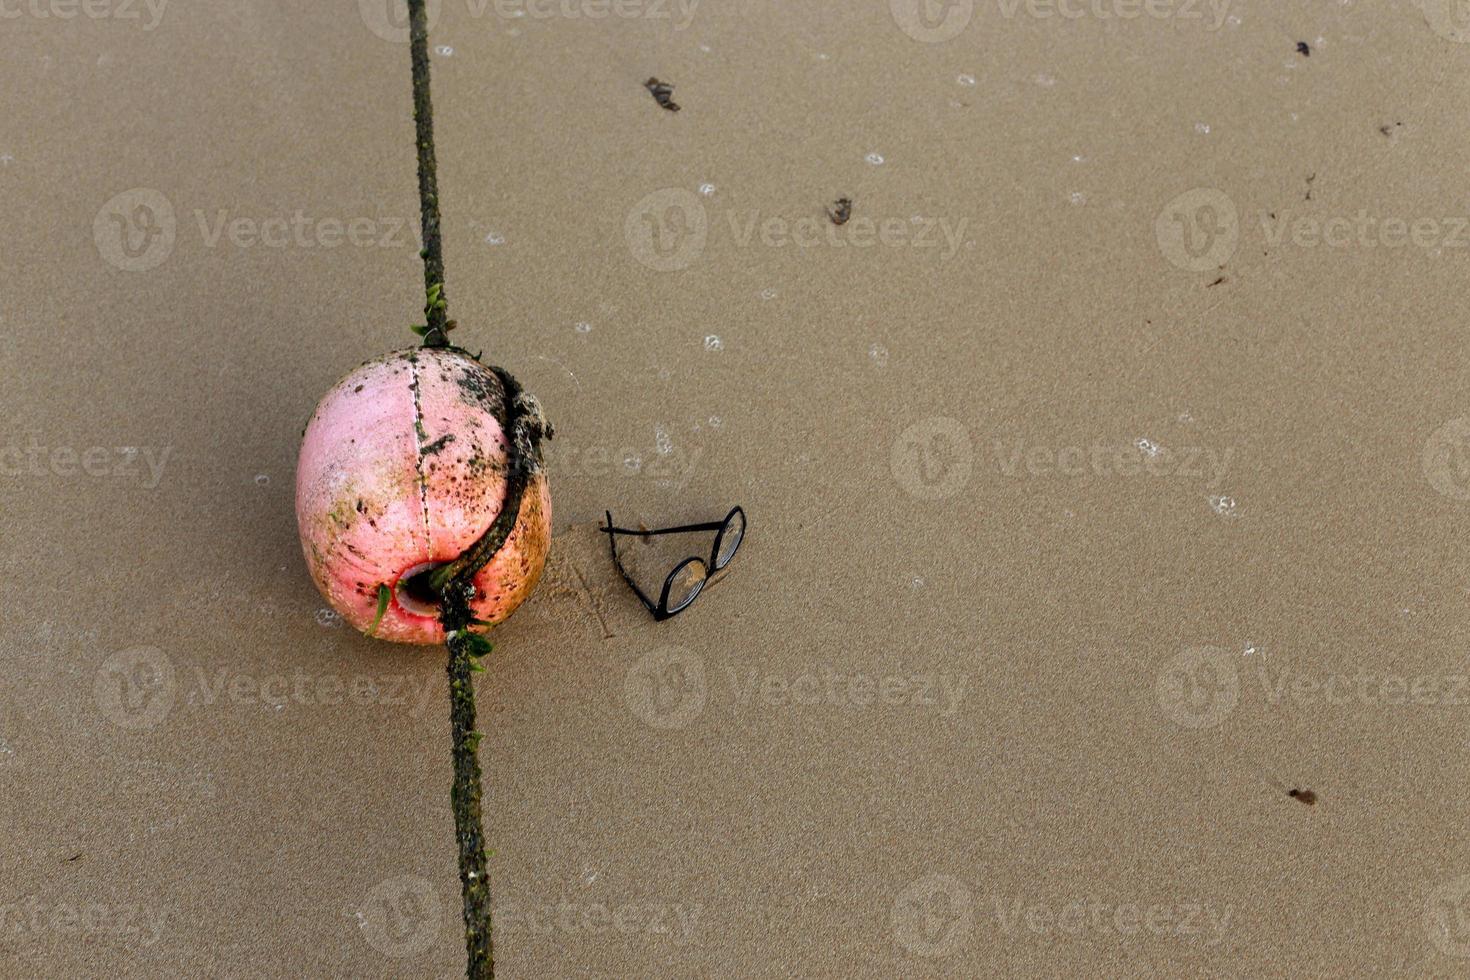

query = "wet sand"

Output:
[[4, 1, 1470, 976]]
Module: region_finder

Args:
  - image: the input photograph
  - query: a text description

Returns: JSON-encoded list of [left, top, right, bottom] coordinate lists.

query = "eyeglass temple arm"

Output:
[[603, 511, 661, 615], [600, 520, 727, 537]]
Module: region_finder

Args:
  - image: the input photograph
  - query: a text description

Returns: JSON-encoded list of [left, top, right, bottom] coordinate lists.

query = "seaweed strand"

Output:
[[409, 0, 451, 349], [433, 368, 550, 979], [405, 1, 491, 976]]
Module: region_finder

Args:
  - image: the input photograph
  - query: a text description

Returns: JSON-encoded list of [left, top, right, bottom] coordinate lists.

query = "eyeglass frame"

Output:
[[600, 506, 746, 621]]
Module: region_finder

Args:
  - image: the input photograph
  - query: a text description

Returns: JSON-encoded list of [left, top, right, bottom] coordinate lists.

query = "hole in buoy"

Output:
[[396, 562, 448, 616]]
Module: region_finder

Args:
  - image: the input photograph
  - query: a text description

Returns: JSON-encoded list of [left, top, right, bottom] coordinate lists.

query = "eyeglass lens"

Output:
[[666, 560, 708, 613], [715, 510, 745, 569]]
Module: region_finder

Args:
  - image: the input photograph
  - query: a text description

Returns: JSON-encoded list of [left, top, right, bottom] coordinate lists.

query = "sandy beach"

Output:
[[4, 0, 1470, 975]]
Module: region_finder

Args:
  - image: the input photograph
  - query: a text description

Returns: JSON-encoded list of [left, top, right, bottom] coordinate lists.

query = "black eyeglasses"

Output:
[[601, 506, 746, 620]]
